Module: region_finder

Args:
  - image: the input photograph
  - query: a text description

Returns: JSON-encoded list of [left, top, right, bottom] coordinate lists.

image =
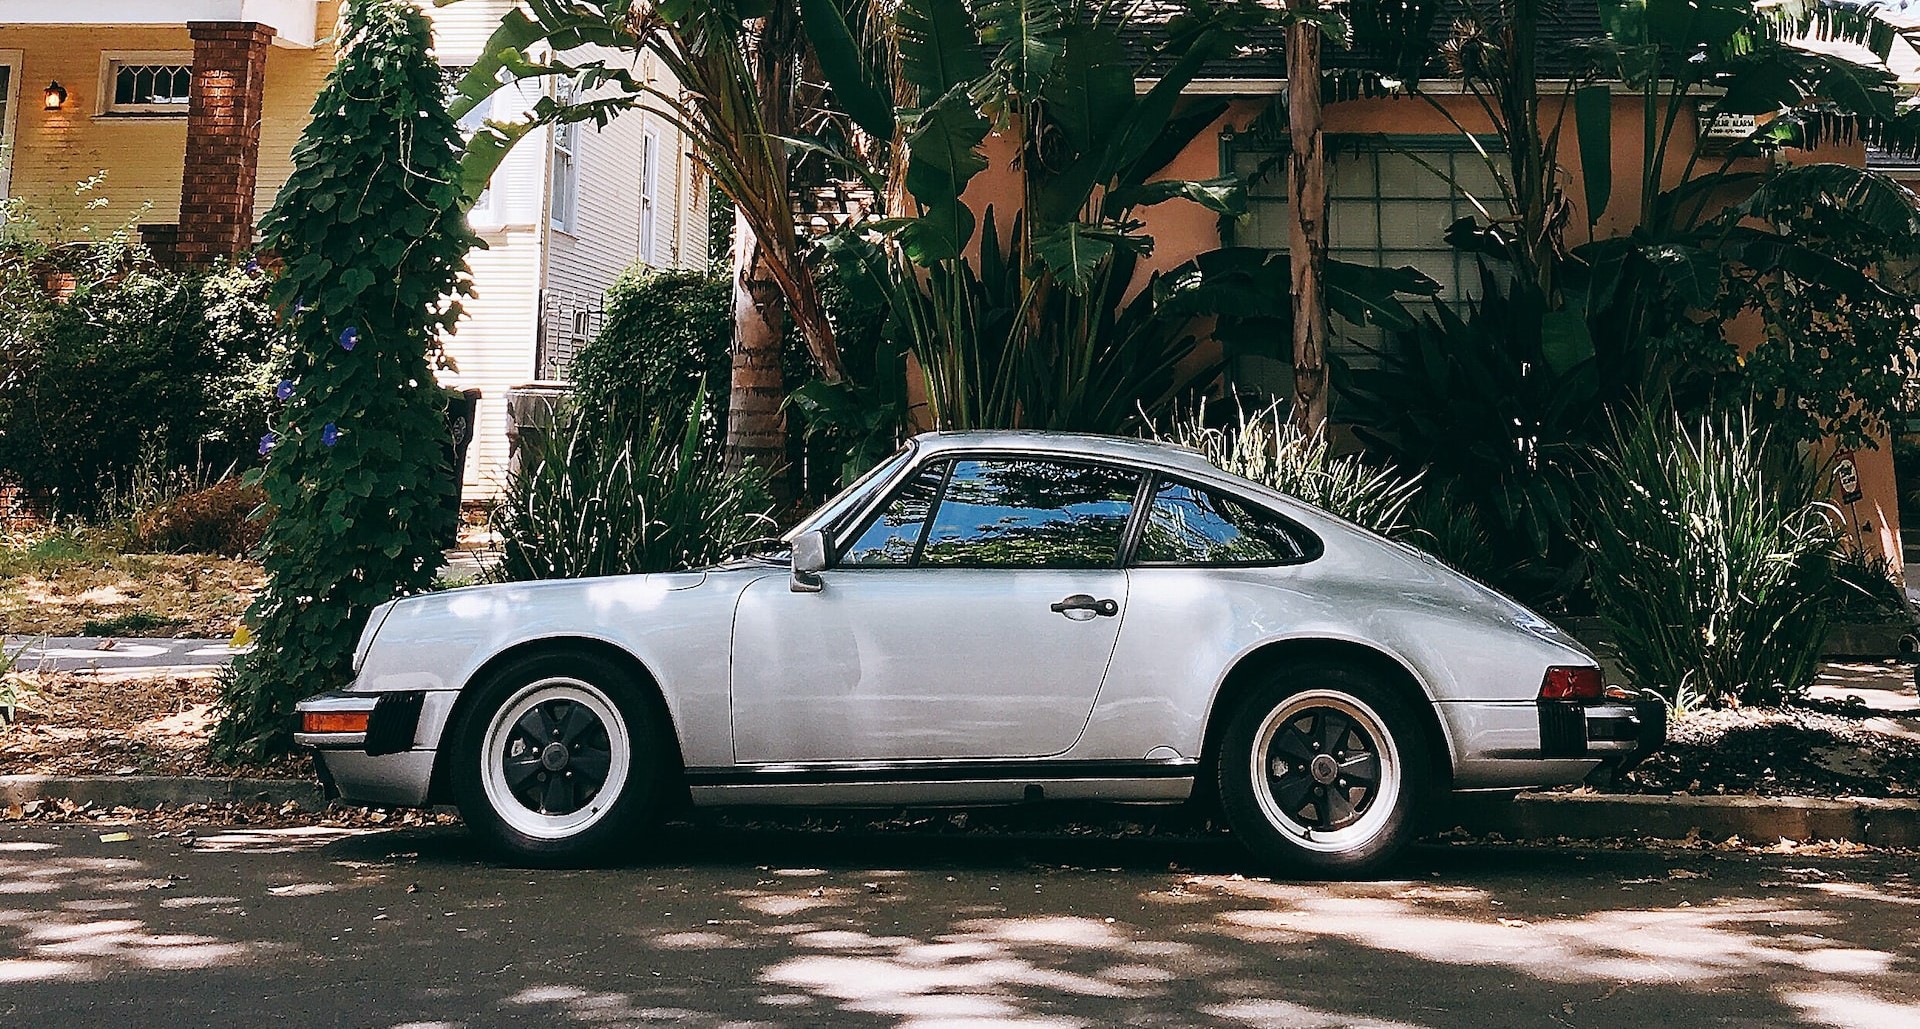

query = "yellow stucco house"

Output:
[[0, 0, 710, 495]]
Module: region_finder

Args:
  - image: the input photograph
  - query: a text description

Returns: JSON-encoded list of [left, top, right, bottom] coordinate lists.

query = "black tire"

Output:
[[448, 650, 670, 866], [1216, 660, 1436, 878]]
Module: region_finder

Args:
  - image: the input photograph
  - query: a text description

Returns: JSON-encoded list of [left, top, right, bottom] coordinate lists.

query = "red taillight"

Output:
[[1539, 666, 1603, 701]]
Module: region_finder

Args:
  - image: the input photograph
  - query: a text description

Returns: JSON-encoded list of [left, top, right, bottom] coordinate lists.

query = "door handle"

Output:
[[1050, 594, 1119, 618]]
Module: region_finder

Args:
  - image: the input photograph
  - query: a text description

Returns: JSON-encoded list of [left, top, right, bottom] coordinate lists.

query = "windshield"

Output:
[[781, 441, 919, 543]]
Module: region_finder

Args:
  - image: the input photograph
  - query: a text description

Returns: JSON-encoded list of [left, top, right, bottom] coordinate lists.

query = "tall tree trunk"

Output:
[[1287, 5, 1330, 434], [727, 203, 790, 482], [725, 12, 795, 497]]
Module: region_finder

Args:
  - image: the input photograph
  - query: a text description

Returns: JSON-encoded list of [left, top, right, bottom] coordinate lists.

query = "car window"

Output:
[[1135, 479, 1314, 565], [839, 461, 948, 566], [919, 459, 1140, 569], [792, 443, 918, 543]]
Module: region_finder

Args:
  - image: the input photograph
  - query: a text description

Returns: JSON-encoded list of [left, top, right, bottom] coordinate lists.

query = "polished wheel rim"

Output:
[[480, 678, 630, 840], [1250, 690, 1401, 853]]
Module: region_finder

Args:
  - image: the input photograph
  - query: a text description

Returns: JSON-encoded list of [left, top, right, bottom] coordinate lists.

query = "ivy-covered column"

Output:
[[216, 0, 482, 760]]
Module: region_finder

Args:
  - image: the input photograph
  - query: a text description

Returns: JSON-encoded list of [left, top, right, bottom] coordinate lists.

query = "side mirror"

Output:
[[791, 530, 828, 593]]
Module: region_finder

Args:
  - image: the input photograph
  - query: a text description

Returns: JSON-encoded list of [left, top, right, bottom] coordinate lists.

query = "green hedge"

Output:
[[0, 264, 283, 517], [571, 266, 731, 444]]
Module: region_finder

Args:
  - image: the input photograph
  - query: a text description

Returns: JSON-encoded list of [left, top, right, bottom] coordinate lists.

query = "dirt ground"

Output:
[[1603, 700, 1920, 799], [0, 552, 262, 638], [0, 672, 299, 779]]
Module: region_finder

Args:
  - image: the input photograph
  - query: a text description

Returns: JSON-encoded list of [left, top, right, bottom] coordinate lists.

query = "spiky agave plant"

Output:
[[1585, 409, 1842, 708], [1152, 398, 1422, 537]]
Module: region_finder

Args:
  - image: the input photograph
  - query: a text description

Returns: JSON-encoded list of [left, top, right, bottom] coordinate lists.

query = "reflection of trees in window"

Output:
[[1138, 480, 1309, 565], [920, 460, 1139, 569], [841, 462, 947, 566]]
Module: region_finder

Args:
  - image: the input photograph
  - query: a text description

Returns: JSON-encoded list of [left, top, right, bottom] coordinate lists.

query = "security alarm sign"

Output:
[[1834, 449, 1865, 505]]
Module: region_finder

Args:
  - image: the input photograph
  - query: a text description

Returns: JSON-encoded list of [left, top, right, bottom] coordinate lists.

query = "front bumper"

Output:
[[294, 689, 447, 807]]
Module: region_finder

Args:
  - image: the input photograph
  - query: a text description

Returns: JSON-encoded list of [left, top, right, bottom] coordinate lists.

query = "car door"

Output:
[[728, 456, 1143, 763]]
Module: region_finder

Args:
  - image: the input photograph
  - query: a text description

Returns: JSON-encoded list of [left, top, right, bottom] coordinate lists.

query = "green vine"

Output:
[[215, 0, 480, 761]]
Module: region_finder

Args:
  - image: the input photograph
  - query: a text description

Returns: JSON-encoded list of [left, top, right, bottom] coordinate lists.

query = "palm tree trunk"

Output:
[[724, 11, 795, 496], [726, 203, 789, 482], [1287, 3, 1330, 434]]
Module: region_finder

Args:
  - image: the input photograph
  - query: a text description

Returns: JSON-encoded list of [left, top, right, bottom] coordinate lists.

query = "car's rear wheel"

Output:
[[1217, 661, 1434, 878], [449, 651, 667, 865]]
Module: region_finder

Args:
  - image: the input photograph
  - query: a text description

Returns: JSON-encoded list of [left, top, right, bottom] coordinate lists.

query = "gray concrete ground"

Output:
[[0, 819, 1915, 1028], [2, 636, 244, 679]]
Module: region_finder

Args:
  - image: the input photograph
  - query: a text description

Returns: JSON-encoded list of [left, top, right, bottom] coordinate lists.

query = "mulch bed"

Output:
[[0, 672, 303, 780], [1607, 701, 1920, 799]]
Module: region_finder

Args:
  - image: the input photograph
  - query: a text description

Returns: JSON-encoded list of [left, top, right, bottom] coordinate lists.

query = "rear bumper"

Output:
[[1442, 690, 1669, 789], [294, 689, 450, 807]]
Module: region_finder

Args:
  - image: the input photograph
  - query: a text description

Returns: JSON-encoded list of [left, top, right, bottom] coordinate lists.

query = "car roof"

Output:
[[911, 430, 1224, 479]]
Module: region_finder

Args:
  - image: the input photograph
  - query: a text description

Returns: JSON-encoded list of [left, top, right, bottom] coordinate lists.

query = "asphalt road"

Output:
[[1, 820, 1916, 1028]]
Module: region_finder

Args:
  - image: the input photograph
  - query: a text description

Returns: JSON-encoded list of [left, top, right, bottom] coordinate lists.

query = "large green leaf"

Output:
[[1032, 222, 1142, 295], [1325, 260, 1441, 332], [1735, 162, 1920, 239], [1040, 25, 1133, 160], [797, 0, 896, 139], [1105, 175, 1246, 218], [898, 0, 986, 104], [1540, 311, 1596, 376], [977, 0, 1065, 98], [458, 119, 540, 203], [1642, 243, 1722, 308], [1574, 84, 1612, 225]]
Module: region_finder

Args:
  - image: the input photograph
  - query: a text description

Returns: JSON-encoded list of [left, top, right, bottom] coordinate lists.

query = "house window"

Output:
[[442, 66, 498, 225], [101, 53, 194, 115], [549, 76, 580, 231], [639, 129, 660, 263], [1229, 136, 1501, 367]]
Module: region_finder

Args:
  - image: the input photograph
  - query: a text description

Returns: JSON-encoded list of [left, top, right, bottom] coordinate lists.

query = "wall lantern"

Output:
[[43, 81, 67, 110]]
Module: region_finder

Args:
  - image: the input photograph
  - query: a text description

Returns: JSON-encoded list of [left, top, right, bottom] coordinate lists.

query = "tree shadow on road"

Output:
[[1, 821, 1916, 1028]]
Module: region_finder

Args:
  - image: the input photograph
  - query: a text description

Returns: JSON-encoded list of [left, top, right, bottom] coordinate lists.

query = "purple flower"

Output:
[[339, 326, 359, 351], [275, 380, 295, 401], [245, 257, 262, 275], [322, 423, 340, 447], [258, 433, 276, 456]]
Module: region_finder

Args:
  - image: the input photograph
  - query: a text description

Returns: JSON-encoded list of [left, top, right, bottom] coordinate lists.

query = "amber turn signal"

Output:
[[301, 711, 371, 734]]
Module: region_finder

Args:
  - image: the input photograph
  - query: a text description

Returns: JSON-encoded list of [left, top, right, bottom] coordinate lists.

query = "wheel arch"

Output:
[[1194, 637, 1455, 809], [427, 635, 687, 805]]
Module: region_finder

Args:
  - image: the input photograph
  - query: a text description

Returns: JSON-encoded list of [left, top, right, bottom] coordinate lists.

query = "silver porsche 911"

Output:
[[295, 431, 1663, 875]]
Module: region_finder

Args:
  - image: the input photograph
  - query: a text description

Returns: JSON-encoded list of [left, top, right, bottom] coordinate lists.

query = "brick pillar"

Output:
[[176, 22, 275, 265]]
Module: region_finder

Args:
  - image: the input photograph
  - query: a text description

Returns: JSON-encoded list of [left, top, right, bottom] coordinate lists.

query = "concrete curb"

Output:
[[4, 776, 1916, 849], [0, 775, 325, 811], [1454, 791, 1920, 848]]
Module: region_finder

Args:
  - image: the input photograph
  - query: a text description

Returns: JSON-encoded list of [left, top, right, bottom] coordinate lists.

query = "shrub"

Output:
[[491, 391, 774, 581], [217, 0, 473, 761], [1151, 400, 1422, 538], [0, 263, 283, 517], [572, 266, 731, 445], [1586, 410, 1842, 708], [132, 478, 269, 557]]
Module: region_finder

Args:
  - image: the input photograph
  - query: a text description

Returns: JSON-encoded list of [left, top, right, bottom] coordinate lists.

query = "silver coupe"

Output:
[[295, 431, 1664, 875]]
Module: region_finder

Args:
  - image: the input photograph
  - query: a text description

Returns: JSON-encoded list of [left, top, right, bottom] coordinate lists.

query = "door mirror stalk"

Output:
[[791, 530, 828, 592]]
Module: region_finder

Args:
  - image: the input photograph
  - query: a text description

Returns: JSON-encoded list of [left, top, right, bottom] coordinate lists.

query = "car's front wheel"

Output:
[[449, 651, 667, 865], [1216, 661, 1434, 878]]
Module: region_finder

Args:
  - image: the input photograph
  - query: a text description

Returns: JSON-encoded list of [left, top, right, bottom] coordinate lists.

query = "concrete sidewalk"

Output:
[[3, 636, 246, 678]]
